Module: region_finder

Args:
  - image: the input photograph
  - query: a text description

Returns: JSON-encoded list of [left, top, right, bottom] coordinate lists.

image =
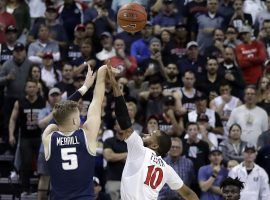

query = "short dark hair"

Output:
[[244, 84, 257, 93], [186, 122, 199, 129], [156, 131, 172, 157], [25, 78, 38, 87], [220, 177, 244, 191], [220, 80, 231, 88], [53, 100, 79, 125], [182, 70, 195, 77], [229, 123, 242, 133]]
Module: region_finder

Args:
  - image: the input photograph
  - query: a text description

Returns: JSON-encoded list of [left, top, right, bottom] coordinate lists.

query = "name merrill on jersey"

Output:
[[150, 153, 165, 168], [56, 136, 80, 146]]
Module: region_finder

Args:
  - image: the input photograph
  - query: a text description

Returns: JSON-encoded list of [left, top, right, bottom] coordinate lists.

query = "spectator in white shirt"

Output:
[[96, 32, 116, 63]]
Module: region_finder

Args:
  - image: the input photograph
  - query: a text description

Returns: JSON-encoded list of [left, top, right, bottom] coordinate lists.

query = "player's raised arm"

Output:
[[107, 63, 133, 140], [177, 184, 199, 200], [42, 124, 59, 160], [83, 64, 107, 154]]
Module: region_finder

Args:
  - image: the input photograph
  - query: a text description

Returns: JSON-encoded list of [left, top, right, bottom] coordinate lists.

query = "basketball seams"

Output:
[[118, 18, 147, 23], [117, 8, 147, 18]]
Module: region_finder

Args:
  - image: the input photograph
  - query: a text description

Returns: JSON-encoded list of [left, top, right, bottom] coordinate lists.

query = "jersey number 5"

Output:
[[61, 147, 78, 170], [144, 165, 163, 189]]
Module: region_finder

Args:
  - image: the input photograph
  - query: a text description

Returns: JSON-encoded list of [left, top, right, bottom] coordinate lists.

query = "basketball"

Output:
[[117, 3, 147, 33]]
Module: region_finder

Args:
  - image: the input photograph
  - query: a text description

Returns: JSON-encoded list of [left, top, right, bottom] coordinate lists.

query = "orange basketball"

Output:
[[117, 3, 147, 33]]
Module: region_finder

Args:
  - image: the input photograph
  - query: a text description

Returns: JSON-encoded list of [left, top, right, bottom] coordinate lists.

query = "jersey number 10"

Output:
[[144, 165, 163, 189]]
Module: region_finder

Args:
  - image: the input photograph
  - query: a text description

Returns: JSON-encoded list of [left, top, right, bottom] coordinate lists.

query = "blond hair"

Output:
[[53, 100, 79, 125]]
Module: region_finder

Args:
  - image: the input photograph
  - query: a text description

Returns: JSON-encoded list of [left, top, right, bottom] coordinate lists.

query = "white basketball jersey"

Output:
[[121, 133, 183, 200]]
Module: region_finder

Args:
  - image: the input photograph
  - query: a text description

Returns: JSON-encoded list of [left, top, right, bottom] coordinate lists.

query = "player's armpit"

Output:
[[177, 184, 199, 200]]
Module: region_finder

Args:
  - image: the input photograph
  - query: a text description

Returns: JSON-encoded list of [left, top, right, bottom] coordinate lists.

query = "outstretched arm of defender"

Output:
[[107, 63, 134, 140], [83, 65, 107, 154], [177, 184, 199, 200]]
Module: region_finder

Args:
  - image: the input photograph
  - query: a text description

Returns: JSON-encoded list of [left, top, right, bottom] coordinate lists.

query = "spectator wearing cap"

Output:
[[37, 87, 62, 200], [110, 38, 137, 78], [9, 79, 46, 196], [41, 51, 62, 88], [229, 143, 270, 200], [152, 0, 184, 36], [0, 25, 18, 65], [28, 25, 60, 64], [84, 0, 116, 36], [235, 25, 267, 85], [197, 56, 224, 100], [159, 137, 195, 200], [58, 0, 85, 41], [0, 42, 32, 143], [220, 123, 247, 164], [210, 81, 242, 135], [173, 70, 201, 114], [158, 95, 183, 136], [218, 46, 245, 99], [229, 0, 252, 32], [192, 0, 224, 55], [227, 86, 268, 146], [6, 0, 30, 39], [198, 146, 228, 200], [28, 5, 68, 48], [177, 41, 205, 78], [183, 92, 224, 137], [0, 0, 16, 43], [140, 37, 166, 79], [64, 24, 86, 62], [96, 31, 116, 62], [259, 19, 270, 58], [130, 22, 153, 64]]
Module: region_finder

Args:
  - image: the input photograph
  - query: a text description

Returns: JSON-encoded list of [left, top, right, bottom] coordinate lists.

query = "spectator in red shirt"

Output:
[[110, 38, 137, 79], [0, 0, 16, 43], [235, 26, 267, 84]]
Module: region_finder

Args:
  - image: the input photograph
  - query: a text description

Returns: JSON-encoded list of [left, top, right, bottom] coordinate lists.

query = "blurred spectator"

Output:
[[177, 41, 205, 77], [197, 56, 223, 99], [64, 24, 86, 62], [255, 0, 270, 30], [220, 177, 244, 200], [257, 85, 270, 117], [130, 22, 153, 64], [229, 0, 253, 32], [111, 0, 147, 13], [217, 0, 234, 27], [0, 25, 18, 65], [235, 26, 267, 85], [162, 63, 180, 93], [161, 29, 179, 65], [224, 26, 241, 48], [227, 160, 239, 172], [55, 63, 76, 97], [126, 101, 143, 135], [37, 88, 61, 200], [0, 43, 32, 143], [204, 28, 225, 63], [198, 147, 228, 200], [159, 137, 195, 200], [6, 0, 30, 41], [103, 121, 127, 200], [28, 5, 68, 47], [72, 41, 97, 76], [0, 0, 16, 43], [173, 70, 200, 114], [257, 128, 270, 149], [220, 123, 247, 164], [139, 77, 165, 120], [84, 21, 101, 54], [259, 19, 270, 57], [243, 0, 265, 25], [256, 144, 270, 179], [183, 92, 224, 136], [40, 52, 62, 88], [84, 0, 116, 35], [210, 81, 242, 135], [152, 0, 183, 36], [142, 115, 160, 135], [227, 86, 268, 146], [96, 31, 116, 62], [27, 0, 46, 24], [182, 122, 210, 196], [93, 176, 111, 200], [110, 38, 137, 78], [193, 0, 224, 54], [59, 0, 85, 41], [9, 79, 46, 196], [27, 65, 48, 98], [229, 144, 270, 200], [218, 46, 246, 99], [257, 76, 270, 103], [28, 25, 60, 64], [158, 95, 183, 136]]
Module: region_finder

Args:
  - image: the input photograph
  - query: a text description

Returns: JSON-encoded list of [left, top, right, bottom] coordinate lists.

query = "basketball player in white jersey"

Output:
[[107, 65, 199, 200]]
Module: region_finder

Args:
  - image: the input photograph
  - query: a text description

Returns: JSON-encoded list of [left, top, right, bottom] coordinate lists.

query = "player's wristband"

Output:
[[115, 95, 132, 130], [67, 90, 83, 101]]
